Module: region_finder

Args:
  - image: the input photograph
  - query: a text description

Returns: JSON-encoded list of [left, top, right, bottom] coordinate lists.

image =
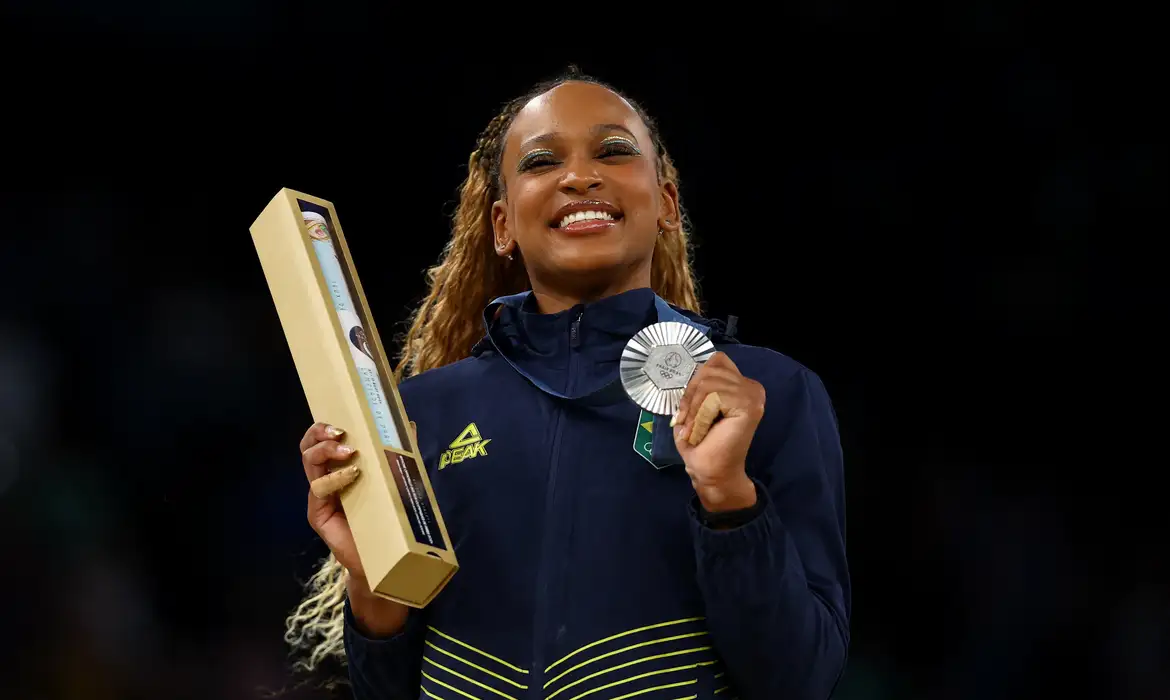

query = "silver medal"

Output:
[[620, 321, 716, 415]]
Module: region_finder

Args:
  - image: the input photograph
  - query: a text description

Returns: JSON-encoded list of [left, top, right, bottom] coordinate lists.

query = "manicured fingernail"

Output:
[[326, 425, 344, 438], [669, 413, 678, 428], [338, 445, 355, 456]]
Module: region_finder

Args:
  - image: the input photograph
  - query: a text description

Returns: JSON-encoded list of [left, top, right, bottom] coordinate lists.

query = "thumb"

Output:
[[672, 421, 695, 458]]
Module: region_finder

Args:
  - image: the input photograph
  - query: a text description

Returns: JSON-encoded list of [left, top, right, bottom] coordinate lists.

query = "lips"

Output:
[[549, 199, 623, 233]]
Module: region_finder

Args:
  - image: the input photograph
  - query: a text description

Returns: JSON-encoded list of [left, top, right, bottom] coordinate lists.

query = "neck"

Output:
[[528, 265, 653, 315]]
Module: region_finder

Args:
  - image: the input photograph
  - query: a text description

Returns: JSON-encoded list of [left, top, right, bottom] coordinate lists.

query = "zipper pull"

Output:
[[570, 311, 583, 348]]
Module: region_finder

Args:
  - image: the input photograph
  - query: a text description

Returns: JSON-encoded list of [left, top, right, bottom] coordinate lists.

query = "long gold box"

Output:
[[249, 188, 457, 607]]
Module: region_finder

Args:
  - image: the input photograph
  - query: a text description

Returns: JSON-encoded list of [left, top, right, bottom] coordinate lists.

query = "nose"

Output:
[[558, 154, 603, 194]]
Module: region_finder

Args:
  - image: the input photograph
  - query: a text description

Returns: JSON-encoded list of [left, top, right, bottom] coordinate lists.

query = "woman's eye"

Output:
[[600, 141, 640, 158], [518, 151, 557, 172], [518, 140, 640, 172]]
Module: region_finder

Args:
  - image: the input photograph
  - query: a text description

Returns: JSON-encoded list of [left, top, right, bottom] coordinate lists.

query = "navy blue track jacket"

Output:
[[343, 287, 850, 700]]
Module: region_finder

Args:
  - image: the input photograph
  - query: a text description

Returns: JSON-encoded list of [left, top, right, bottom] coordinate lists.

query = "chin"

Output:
[[549, 247, 630, 275], [544, 255, 650, 298], [539, 228, 654, 284]]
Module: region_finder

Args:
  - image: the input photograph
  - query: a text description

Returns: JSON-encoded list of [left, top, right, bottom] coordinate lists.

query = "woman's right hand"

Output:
[[300, 422, 363, 578], [301, 421, 412, 638]]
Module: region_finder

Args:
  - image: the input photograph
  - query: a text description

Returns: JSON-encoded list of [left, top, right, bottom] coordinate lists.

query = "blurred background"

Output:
[[1, 4, 1166, 700]]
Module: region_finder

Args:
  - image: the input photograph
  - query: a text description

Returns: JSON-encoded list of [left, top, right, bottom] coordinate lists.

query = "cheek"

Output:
[[511, 180, 556, 236], [614, 170, 662, 225]]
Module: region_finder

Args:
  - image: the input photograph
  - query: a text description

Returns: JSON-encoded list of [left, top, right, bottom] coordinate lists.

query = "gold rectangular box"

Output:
[[249, 188, 457, 607]]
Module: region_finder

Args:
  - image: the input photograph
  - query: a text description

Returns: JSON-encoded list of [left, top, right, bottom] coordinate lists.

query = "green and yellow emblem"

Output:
[[633, 409, 655, 465]]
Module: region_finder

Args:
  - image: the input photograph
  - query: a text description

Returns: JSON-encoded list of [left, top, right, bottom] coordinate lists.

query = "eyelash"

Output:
[[518, 139, 641, 172]]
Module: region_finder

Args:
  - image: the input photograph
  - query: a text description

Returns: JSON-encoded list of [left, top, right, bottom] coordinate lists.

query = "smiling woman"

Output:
[[490, 82, 678, 308], [287, 66, 851, 700], [389, 67, 701, 376]]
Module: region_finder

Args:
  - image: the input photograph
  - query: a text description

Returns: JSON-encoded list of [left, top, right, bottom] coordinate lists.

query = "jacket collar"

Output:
[[473, 288, 715, 361], [470, 287, 739, 411]]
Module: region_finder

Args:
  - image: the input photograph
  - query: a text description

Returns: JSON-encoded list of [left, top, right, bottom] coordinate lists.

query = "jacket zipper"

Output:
[[569, 311, 582, 349], [531, 310, 583, 697]]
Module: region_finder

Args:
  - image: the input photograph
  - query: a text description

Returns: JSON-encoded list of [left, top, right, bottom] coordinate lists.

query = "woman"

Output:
[[286, 69, 850, 700]]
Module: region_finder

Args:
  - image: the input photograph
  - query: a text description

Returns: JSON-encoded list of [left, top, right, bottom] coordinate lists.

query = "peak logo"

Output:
[[439, 423, 491, 469]]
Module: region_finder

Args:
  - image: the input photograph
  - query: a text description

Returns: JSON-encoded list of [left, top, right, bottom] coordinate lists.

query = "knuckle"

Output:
[[301, 424, 325, 450], [304, 441, 332, 465]]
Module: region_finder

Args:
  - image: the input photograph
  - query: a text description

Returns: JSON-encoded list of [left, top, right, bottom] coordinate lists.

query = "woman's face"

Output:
[[492, 81, 679, 297]]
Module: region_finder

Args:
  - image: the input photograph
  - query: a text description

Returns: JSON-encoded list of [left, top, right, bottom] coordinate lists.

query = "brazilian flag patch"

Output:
[[633, 409, 656, 465]]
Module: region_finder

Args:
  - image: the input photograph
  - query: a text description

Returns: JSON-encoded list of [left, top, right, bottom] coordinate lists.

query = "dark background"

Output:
[[1, 4, 1165, 700]]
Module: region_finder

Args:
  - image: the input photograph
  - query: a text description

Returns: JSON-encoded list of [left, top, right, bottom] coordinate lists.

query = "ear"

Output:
[[658, 181, 681, 233], [491, 198, 515, 257]]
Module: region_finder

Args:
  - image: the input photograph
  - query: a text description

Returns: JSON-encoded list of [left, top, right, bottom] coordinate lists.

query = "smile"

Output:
[[550, 200, 624, 233], [559, 210, 616, 228]]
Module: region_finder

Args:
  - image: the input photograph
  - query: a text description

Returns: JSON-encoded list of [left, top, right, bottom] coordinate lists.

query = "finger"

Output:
[[302, 440, 357, 482], [679, 372, 700, 426], [683, 375, 741, 429], [311, 465, 361, 499], [688, 392, 725, 445], [299, 422, 345, 453], [695, 377, 759, 426], [307, 483, 336, 527], [674, 365, 704, 426], [675, 364, 740, 426], [684, 353, 741, 411], [674, 387, 731, 447], [410, 421, 419, 446], [704, 351, 741, 374]]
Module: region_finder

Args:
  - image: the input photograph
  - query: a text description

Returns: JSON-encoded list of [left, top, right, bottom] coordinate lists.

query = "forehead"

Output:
[[506, 81, 648, 150]]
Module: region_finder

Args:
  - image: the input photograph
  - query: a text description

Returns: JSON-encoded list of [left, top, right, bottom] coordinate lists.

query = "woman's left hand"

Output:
[[672, 351, 766, 512]]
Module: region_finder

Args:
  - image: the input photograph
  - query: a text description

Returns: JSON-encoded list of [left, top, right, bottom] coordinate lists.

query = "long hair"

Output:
[[283, 67, 702, 680]]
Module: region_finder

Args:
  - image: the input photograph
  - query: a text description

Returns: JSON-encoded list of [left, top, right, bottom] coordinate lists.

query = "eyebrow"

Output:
[[518, 123, 638, 152]]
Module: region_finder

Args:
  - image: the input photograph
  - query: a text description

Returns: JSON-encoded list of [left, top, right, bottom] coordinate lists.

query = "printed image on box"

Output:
[[299, 205, 404, 451], [349, 325, 375, 363]]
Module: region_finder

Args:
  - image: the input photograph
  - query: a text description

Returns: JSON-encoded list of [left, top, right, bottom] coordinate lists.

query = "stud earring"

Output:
[[507, 253, 514, 261]]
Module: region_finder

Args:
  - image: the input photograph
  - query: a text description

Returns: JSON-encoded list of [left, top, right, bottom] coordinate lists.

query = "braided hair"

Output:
[[283, 66, 702, 682]]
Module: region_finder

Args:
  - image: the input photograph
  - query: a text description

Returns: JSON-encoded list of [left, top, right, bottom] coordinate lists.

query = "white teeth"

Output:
[[559, 210, 615, 228]]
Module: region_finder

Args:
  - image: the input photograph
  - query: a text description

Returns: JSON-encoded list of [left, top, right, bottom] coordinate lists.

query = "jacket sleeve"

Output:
[[690, 367, 851, 700], [343, 598, 427, 700]]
